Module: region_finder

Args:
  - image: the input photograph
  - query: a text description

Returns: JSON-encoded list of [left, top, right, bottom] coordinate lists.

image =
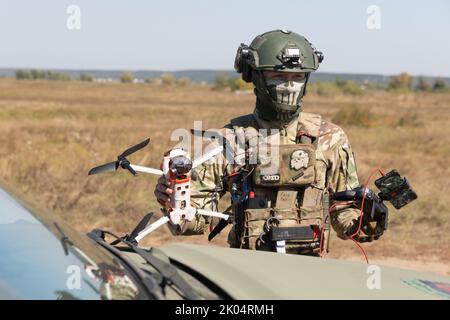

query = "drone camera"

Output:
[[170, 156, 193, 175]]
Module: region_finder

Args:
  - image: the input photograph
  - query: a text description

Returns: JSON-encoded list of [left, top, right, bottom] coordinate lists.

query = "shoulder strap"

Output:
[[296, 112, 322, 146], [230, 113, 260, 129]]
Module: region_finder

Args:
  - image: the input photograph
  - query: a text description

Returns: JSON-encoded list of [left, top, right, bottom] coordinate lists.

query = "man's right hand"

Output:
[[154, 175, 173, 211]]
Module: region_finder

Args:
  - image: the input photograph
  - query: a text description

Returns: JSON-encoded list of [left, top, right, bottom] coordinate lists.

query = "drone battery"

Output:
[[374, 170, 417, 209]]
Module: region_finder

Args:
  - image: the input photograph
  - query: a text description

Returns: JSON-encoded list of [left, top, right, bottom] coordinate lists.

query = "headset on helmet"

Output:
[[234, 43, 254, 83]]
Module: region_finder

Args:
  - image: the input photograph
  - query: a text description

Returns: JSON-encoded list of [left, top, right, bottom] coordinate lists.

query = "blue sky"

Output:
[[0, 0, 449, 76]]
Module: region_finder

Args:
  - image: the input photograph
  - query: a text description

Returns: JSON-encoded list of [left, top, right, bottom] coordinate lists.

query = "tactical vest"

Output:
[[227, 113, 330, 255]]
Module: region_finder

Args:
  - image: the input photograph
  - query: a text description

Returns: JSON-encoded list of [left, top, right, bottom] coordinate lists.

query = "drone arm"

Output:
[[129, 164, 164, 176], [195, 208, 229, 220], [134, 216, 170, 243], [192, 145, 224, 169]]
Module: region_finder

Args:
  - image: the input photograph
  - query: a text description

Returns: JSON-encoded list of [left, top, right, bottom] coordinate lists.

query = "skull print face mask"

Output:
[[266, 78, 306, 106]]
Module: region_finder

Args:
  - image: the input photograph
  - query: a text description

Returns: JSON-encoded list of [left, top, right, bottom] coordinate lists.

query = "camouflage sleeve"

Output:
[[168, 129, 232, 236], [319, 122, 361, 240]]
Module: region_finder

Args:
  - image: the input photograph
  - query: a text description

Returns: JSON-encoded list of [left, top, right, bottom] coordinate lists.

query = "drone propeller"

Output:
[[109, 212, 154, 245], [88, 138, 150, 176], [128, 212, 154, 241], [120, 138, 150, 158], [88, 161, 117, 176]]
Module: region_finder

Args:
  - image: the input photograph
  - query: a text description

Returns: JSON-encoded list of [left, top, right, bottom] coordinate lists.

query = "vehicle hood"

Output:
[[0, 185, 146, 300], [158, 243, 450, 300]]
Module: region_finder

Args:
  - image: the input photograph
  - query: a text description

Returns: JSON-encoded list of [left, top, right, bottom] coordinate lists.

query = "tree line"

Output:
[[15, 69, 94, 82], [13, 69, 448, 93]]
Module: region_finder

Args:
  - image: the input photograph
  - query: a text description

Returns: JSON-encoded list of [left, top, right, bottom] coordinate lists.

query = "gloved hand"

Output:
[[153, 174, 172, 211], [345, 217, 385, 243]]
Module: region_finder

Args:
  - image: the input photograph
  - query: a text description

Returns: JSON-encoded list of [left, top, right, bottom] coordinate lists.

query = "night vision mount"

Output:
[[277, 45, 303, 67]]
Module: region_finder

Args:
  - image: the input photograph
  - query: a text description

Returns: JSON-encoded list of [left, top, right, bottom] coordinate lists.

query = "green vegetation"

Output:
[[177, 76, 191, 86], [12, 69, 449, 94], [16, 69, 71, 81], [213, 72, 230, 90], [332, 104, 374, 127], [415, 77, 430, 91], [396, 112, 422, 127], [144, 75, 193, 87], [213, 73, 254, 91], [79, 73, 93, 82], [310, 81, 340, 96], [335, 78, 364, 95], [120, 72, 134, 83], [388, 72, 413, 91], [309, 79, 365, 96], [414, 76, 449, 92], [161, 73, 176, 86], [432, 78, 447, 92]]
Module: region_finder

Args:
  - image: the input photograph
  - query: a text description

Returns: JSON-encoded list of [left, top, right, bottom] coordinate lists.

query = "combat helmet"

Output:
[[234, 29, 324, 123]]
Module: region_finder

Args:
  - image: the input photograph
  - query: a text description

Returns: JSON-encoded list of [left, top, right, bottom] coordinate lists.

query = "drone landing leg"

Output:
[[134, 216, 170, 243], [196, 209, 229, 220]]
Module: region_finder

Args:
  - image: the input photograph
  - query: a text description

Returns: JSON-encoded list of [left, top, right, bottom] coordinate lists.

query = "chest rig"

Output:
[[227, 113, 330, 255]]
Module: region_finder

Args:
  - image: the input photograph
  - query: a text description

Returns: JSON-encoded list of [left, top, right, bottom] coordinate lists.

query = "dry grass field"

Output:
[[1, 78, 449, 275]]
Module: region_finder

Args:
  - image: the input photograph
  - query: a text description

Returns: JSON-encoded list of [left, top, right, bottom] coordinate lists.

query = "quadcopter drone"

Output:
[[88, 138, 229, 244]]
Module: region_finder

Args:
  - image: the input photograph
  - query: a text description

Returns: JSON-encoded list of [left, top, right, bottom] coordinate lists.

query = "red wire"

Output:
[[350, 237, 369, 264], [319, 201, 353, 257], [350, 167, 383, 238], [320, 167, 385, 264]]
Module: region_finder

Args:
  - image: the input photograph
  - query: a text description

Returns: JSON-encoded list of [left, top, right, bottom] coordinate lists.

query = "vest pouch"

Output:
[[271, 207, 321, 244], [297, 186, 325, 228], [254, 144, 316, 187], [272, 208, 300, 227], [242, 208, 272, 250], [293, 206, 326, 254], [297, 206, 323, 227]]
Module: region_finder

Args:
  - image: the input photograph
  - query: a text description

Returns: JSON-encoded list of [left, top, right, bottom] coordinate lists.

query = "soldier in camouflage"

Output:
[[154, 30, 382, 255]]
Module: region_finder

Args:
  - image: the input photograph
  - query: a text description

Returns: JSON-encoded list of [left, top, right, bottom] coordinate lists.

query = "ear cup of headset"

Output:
[[241, 62, 253, 83], [234, 43, 253, 83]]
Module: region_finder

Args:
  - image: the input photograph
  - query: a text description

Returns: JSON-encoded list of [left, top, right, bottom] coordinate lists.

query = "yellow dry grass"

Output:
[[1, 79, 449, 274]]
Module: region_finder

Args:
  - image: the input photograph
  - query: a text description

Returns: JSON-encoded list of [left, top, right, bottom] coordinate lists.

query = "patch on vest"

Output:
[[290, 150, 309, 170], [260, 174, 280, 183], [253, 144, 316, 187]]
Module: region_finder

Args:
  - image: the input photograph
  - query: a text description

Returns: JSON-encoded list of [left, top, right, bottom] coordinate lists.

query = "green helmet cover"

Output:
[[234, 29, 324, 125]]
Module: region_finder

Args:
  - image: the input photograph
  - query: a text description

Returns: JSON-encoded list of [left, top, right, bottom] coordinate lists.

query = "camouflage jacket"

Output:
[[168, 111, 362, 247]]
